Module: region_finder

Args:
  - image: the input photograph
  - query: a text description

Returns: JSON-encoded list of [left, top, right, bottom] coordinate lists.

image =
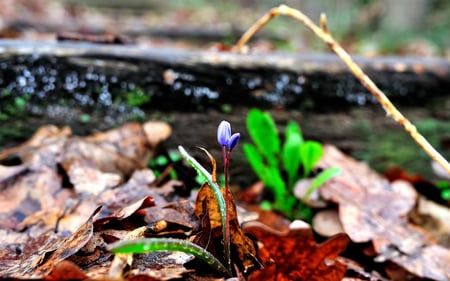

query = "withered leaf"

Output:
[[34, 206, 102, 276], [0, 125, 71, 165], [0, 230, 61, 277], [0, 169, 62, 231], [45, 260, 87, 281], [194, 183, 257, 270], [67, 158, 122, 195], [318, 145, 450, 281], [143, 200, 198, 235], [245, 221, 349, 281], [94, 196, 155, 230], [99, 169, 158, 211], [0, 206, 101, 278], [0, 164, 28, 183]]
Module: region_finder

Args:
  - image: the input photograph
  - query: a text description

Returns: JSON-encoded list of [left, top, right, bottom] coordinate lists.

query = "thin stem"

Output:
[[222, 146, 228, 188], [234, 4, 450, 176], [224, 149, 233, 272]]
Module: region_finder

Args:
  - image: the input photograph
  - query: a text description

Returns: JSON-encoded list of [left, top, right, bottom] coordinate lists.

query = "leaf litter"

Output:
[[0, 123, 449, 280]]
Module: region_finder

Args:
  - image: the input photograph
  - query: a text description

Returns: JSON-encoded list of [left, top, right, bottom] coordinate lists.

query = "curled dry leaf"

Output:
[[94, 196, 155, 230], [143, 200, 198, 236], [194, 183, 257, 271]]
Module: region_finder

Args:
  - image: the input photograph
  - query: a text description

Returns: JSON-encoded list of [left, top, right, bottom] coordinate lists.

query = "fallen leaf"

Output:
[[45, 260, 87, 281], [67, 158, 122, 195], [318, 145, 450, 280], [34, 206, 102, 276], [194, 183, 257, 271], [245, 220, 349, 281], [0, 206, 101, 278], [95, 196, 155, 230], [312, 209, 345, 237], [143, 200, 198, 236], [0, 164, 28, 183], [0, 125, 72, 165], [142, 121, 172, 148]]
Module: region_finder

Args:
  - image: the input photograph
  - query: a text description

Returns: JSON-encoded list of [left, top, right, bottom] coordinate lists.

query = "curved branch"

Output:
[[235, 4, 450, 176]]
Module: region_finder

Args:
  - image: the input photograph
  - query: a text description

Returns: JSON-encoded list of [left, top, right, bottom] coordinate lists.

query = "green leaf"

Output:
[[299, 141, 323, 177], [260, 200, 273, 211], [442, 189, 450, 200], [282, 121, 303, 189], [108, 238, 231, 277], [243, 143, 267, 181], [285, 121, 303, 144], [302, 167, 341, 202], [246, 109, 280, 160], [267, 165, 286, 206], [436, 181, 450, 190]]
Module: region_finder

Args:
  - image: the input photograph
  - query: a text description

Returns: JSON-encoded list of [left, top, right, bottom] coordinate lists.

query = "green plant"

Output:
[[436, 181, 450, 200], [108, 121, 241, 277], [148, 150, 181, 180], [243, 109, 340, 219]]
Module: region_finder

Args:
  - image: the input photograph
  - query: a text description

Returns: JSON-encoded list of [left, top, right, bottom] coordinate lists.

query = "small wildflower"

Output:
[[228, 133, 240, 150], [217, 121, 231, 147]]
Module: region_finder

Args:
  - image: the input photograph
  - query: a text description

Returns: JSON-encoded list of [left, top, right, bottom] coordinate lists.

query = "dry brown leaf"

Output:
[[0, 125, 72, 164], [0, 206, 100, 278], [0, 164, 28, 183], [143, 121, 172, 148], [34, 206, 102, 276], [68, 158, 122, 195], [84, 121, 158, 167], [312, 209, 345, 237], [143, 200, 198, 235], [45, 260, 88, 281], [94, 196, 155, 231], [318, 144, 450, 281], [0, 169, 62, 230], [0, 121, 173, 280], [194, 183, 257, 271]]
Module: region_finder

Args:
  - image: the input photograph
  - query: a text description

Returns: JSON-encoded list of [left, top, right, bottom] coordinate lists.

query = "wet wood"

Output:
[[0, 40, 449, 112]]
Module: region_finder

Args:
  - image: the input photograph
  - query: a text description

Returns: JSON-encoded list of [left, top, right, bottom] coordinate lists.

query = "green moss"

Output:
[[126, 87, 150, 107]]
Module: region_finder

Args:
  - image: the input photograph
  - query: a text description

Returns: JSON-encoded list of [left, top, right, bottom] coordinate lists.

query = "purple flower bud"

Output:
[[228, 133, 240, 150], [217, 121, 231, 147]]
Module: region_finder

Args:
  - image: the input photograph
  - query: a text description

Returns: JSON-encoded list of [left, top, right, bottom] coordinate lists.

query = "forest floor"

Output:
[[0, 1, 449, 281]]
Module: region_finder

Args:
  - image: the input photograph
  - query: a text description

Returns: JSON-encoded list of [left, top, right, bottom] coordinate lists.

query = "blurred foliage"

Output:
[[161, 0, 449, 55]]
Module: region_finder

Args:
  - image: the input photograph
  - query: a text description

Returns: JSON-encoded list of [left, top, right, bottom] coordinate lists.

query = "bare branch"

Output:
[[234, 4, 450, 175]]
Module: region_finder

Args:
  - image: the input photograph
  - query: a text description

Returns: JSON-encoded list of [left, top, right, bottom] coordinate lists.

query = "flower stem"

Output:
[[222, 146, 232, 272]]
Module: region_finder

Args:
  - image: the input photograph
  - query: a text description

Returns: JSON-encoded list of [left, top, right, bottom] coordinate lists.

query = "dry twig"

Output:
[[234, 4, 450, 176]]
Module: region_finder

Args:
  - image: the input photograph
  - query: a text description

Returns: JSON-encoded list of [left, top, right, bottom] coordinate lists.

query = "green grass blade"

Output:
[[108, 238, 231, 277], [177, 146, 229, 270], [301, 167, 341, 203]]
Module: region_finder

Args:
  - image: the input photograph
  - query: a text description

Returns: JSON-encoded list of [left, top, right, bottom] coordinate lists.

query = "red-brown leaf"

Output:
[[245, 221, 349, 281]]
